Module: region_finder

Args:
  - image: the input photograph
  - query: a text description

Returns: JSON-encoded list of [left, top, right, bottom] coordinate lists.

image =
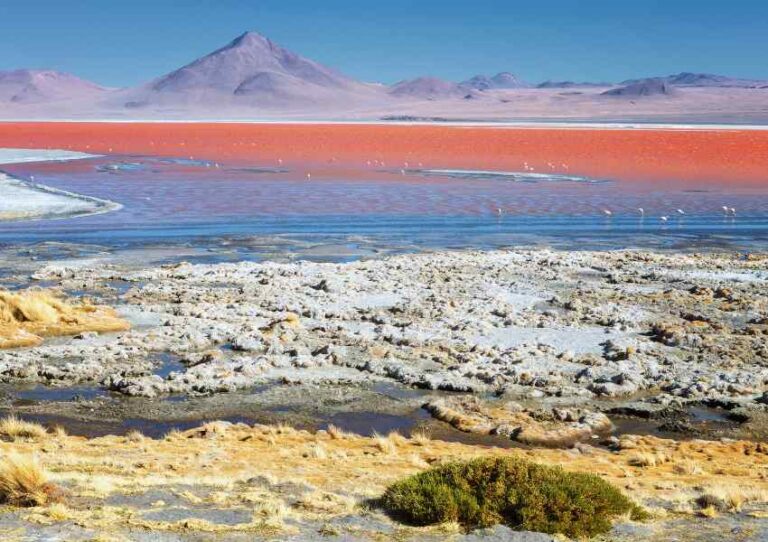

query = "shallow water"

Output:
[[1, 155, 767, 254]]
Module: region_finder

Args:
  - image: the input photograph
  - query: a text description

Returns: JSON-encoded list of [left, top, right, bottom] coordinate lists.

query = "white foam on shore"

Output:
[[0, 148, 120, 222], [1, 119, 768, 131], [416, 169, 605, 183], [0, 148, 97, 165]]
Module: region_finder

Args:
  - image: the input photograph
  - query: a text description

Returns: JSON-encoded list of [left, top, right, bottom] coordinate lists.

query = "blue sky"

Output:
[[1, 0, 766, 87]]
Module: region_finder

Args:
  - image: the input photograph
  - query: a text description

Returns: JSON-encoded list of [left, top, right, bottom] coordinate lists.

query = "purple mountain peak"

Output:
[[148, 30, 355, 95], [224, 30, 274, 52]]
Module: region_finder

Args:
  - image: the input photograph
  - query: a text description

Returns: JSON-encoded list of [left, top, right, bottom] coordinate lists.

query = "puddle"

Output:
[[609, 403, 742, 440], [154, 352, 184, 378], [14, 384, 107, 404], [689, 405, 734, 423]]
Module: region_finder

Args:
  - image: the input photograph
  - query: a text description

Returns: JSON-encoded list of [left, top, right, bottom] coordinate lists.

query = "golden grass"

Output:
[[0, 424, 765, 536], [326, 424, 354, 440], [672, 458, 704, 475], [0, 453, 58, 507], [0, 289, 129, 349], [0, 416, 48, 441], [627, 451, 670, 468], [410, 429, 432, 446], [698, 485, 768, 512], [372, 432, 398, 455], [306, 443, 328, 460], [125, 430, 144, 443], [294, 490, 356, 517]]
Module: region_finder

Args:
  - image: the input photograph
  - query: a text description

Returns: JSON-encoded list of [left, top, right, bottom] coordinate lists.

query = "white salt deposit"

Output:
[[0, 148, 119, 221]]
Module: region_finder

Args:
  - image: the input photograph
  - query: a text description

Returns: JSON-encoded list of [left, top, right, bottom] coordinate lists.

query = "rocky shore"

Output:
[[0, 248, 765, 441], [0, 247, 767, 539]]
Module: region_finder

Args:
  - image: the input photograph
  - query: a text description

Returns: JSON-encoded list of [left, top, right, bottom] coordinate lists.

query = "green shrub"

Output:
[[380, 456, 647, 538]]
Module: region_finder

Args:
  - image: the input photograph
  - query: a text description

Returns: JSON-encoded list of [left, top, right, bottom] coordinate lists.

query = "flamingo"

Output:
[[306, 173, 312, 180]]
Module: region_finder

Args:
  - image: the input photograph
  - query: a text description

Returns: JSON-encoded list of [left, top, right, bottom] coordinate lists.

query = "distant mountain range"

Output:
[[1, 31, 767, 119], [461, 72, 529, 90], [621, 72, 768, 89], [602, 78, 677, 98], [0, 69, 107, 104]]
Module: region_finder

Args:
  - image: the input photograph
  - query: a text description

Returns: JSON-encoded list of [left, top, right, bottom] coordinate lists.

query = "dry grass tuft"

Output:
[[164, 428, 183, 441], [410, 429, 431, 446], [0, 453, 59, 507], [372, 432, 398, 455], [0, 416, 48, 441], [306, 443, 328, 460], [42, 502, 74, 521], [125, 430, 145, 443], [0, 289, 129, 349], [697, 485, 768, 513], [294, 490, 356, 517], [326, 424, 353, 440], [672, 459, 704, 476], [252, 497, 288, 529], [272, 423, 295, 436], [627, 451, 669, 468]]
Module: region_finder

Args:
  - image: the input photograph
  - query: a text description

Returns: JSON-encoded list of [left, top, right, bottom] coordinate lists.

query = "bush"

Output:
[[380, 456, 646, 538]]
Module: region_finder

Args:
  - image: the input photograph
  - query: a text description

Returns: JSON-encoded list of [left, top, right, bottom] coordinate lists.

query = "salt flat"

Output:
[[0, 148, 119, 221]]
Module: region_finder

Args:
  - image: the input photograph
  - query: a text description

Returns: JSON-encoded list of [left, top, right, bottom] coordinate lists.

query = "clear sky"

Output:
[[1, 0, 767, 87]]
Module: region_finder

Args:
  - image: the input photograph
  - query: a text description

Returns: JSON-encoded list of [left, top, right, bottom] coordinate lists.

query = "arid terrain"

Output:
[[0, 246, 767, 539]]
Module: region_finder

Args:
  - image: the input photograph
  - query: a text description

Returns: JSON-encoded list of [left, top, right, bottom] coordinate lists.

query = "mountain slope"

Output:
[[0, 70, 106, 104], [622, 72, 768, 89], [121, 31, 381, 109], [462, 72, 528, 90], [388, 77, 471, 100], [602, 78, 677, 98]]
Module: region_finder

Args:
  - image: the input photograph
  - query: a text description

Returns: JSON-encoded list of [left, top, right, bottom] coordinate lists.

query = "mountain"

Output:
[[1, 32, 767, 120], [388, 77, 472, 100], [461, 72, 528, 90], [537, 80, 611, 89], [621, 72, 768, 88], [0, 70, 106, 104], [121, 31, 380, 109], [602, 78, 677, 97]]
